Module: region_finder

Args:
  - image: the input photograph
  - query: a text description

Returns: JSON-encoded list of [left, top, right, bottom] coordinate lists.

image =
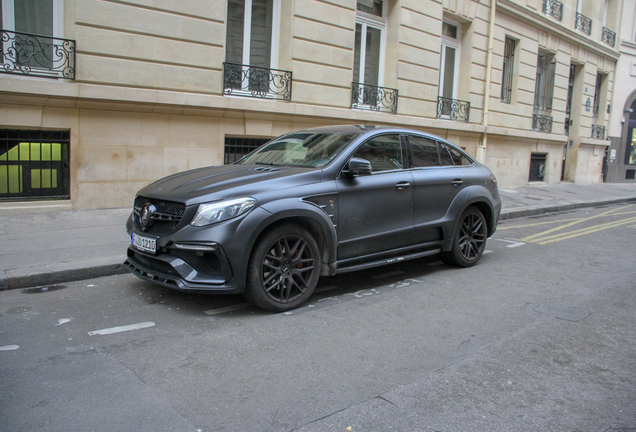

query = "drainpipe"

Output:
[[478, 0, 497, 164]]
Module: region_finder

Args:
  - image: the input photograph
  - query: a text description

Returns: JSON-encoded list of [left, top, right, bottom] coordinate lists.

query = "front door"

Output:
[[336, 134, 413, 260]]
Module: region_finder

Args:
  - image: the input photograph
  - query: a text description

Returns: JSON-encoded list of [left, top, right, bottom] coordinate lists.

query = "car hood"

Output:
[[136, 164, 323, 206]]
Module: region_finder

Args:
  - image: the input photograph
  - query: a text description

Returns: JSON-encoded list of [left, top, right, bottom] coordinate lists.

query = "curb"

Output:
[[2, 196, 636, 292]]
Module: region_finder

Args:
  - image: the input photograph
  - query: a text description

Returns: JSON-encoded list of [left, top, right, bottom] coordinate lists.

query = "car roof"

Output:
[[294, 124, 447, 143]]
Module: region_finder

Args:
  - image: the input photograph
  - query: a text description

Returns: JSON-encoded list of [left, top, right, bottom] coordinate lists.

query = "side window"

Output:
[[446, 145, 472, 166], [353, 134, 403, 172], [409, 135, 439, 167], [438, 142, 455, 166]]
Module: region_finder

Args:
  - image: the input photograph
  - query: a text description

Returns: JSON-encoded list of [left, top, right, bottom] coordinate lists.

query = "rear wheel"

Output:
[[244, 224, 321, 312], [441, 207, 488, 267]]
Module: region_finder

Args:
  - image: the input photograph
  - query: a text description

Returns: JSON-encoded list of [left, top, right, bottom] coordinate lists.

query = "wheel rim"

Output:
[[458, 212, 487, 261], [260, 234, 316, 304]]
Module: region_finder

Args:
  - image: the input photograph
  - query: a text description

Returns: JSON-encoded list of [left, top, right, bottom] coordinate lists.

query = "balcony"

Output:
[[542, 0, 563, 22], [223, 63, 292, 101], [602, 27, 616, 48], [575, 13, 592, 36], [591, 124, 606, 140], [532, 114, 553, 133], [0, 29, 75, 79], [437, 96, 470, 122], [351, 82, 398, 114]]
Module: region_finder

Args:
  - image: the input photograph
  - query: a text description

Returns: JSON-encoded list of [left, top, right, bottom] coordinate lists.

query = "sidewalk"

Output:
[[2, 182, 636, 290]]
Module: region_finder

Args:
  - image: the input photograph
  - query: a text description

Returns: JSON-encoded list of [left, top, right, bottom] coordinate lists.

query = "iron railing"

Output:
[[575, 13, 592, 36], [437, 97, 470, 122], [591, 125, 606, 140], [542, 0, 563, 21], [602, 27, 616, 47], [223, 62, 292, 100], [351, 82, 398, 114], [0, 29, 75, 79], [532, 114, 553, 133]]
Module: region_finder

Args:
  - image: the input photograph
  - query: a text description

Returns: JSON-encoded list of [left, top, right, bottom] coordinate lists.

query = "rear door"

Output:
[[336, 134, 413, 260], [408, 135, 468, 244]]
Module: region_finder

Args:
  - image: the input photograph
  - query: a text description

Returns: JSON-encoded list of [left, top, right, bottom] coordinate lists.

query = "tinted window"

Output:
[[409, 135, 439, 167], [353, 134, 403, 172], [447, 145, 472, 165], [438, 143, 454, 166]]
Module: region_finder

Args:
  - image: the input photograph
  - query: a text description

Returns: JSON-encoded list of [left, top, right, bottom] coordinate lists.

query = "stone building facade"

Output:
[[0, 0, 621, 209]]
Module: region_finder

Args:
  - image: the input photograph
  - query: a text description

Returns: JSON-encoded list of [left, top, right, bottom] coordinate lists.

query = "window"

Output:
[[534, 53, 556, 114], [438, 143, 456, 166], [224, 137, 271, 164], [353, 0, 385, 89], [353, 134, 403, 172], [592, 73, 603, 119], [409, 136, 440, 167], [501, 38, 516, 103], [225, 0, 279, 69], [446, 145, 472, 165], [439, 21, 460, 101]]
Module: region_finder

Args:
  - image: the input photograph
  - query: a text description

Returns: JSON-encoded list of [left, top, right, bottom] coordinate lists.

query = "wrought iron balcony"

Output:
[[542, 0, 563, 22], [575, 13, 592, 36], [602, 27, 616, 47], [0, 29, 75, 79], [532, 114, 553, 133], [591, 124, 606, 140], [351, 82, 398, 114], [437, 96, 470, 122], [223, 62, 292, 100]]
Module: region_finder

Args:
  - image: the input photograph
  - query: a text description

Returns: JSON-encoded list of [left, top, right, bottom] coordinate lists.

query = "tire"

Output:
[[244, 224, 321, 312], [440, 207, 488, 267]]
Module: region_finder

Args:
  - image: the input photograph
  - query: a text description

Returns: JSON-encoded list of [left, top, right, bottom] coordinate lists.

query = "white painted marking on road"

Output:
[[483, 250, 493, 255], [0, 345, 20, 351], [203, 303, 249, 316], [56, 318, 73, 326], [496, 239, 526, 248], [88, 322, 155, 336]]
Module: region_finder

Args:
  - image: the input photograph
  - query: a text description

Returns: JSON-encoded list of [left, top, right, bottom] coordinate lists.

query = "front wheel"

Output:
[[244, 224, 321, 312], [440, 207, 488, 267]]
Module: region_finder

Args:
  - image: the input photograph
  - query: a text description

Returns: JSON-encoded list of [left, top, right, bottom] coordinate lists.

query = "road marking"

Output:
[[56, 318, 72, 326], [0, 345, 19, 351], [203, 303, 250, 315], [88, 322, 155, 336], [534, 216, 636, 245], [496, 239, 526, 248], [483, 250, 493, 255]]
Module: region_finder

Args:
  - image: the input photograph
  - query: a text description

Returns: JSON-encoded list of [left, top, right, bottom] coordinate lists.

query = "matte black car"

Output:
[[125, 125, 501, 311]]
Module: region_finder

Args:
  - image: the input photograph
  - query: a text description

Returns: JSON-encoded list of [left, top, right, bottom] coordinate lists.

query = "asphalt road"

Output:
[[1, 204, 635, 432]]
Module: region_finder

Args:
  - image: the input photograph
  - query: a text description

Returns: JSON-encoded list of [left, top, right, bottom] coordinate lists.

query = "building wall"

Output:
[[0, 0, 622, 209]]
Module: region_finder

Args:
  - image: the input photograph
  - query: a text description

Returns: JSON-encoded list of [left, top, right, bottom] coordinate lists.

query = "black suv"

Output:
[[125, 125, 501, 311]]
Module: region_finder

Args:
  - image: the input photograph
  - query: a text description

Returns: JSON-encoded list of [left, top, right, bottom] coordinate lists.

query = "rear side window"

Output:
[[446, 145, 472, 165], [409, 135, 439, 167], [353, 134, 403, 172]]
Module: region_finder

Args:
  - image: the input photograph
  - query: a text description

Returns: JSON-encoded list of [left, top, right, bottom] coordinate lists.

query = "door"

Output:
[[529, 153, 547, 182], [336, 134, 413, 260], [408, 136, 468, 243]]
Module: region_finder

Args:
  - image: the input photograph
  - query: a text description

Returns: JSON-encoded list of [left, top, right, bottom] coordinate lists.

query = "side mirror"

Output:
[[345, 157, 372, 177]]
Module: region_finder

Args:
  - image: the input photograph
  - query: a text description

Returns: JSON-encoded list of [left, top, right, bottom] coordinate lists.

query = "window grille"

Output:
[[224, 137, 270, 164], [593, 73, 602, 119], [534, 54, 556, 113]]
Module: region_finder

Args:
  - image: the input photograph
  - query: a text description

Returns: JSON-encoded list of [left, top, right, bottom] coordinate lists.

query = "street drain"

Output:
[[21, 285, 67, 294]]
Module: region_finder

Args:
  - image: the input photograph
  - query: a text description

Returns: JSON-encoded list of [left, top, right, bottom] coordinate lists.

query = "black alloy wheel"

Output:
[[441, 207, 488, 267], [245, 224, 321, 312]]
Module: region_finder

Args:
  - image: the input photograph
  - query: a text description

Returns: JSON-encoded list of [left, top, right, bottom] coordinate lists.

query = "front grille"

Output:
[[171, 249, 223, 277], [132, 251, 179, 276], [134, 197, 186, 235]]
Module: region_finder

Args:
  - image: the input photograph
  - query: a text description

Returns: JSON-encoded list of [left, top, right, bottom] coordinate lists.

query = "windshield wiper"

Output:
[[255, 162, 280, 166]]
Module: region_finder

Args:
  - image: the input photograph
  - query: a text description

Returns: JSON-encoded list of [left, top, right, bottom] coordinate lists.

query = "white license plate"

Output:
[[132, 233, 156, 253]]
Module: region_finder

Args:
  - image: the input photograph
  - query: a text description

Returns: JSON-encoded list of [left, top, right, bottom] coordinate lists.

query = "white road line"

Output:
[[483, 250, 493, 255], [496, 239, 526, 248], [88, 322, 155, 336], [0, 345, 19, 351], [203, 303, 250, 316]]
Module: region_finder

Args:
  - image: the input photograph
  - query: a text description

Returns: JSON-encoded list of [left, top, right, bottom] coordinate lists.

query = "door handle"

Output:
[[451, 179, 464, 186], [396, 181, 411, 189]]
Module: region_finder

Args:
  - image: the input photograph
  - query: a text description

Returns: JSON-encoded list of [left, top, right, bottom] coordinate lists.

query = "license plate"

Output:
[[132, 233, 156, 253]]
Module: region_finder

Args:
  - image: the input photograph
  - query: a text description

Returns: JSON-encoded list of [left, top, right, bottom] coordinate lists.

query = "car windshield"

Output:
[[238, 132, 358, 168]]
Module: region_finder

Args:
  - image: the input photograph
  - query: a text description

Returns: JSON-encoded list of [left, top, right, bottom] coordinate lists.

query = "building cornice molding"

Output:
[[498, 0, 620, 62]]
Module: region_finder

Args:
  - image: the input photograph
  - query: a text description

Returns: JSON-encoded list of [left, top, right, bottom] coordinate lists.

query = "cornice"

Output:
[[498, 0, 620, 62]]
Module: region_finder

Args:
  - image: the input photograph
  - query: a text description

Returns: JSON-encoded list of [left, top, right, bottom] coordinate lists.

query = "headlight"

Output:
[[191, 197, 256, 226]]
